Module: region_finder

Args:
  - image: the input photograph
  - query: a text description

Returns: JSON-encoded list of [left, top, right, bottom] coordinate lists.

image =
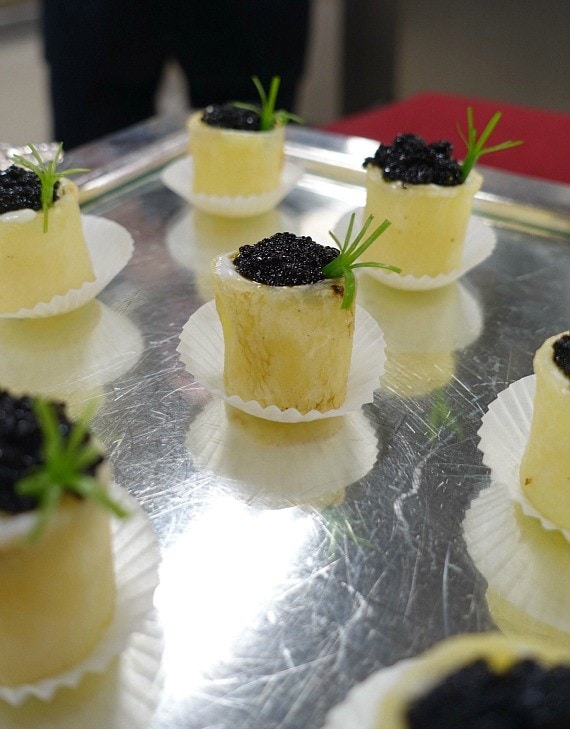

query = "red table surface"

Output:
[[323, 92, 570, 185]]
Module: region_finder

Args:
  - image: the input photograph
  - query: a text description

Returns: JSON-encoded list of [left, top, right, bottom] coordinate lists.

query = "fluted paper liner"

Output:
[[465, 475, 570, 636], [0, 613, 163, 727], [161, 157, 304, 217], [177, 301, 386, 422], [0, 484, 160, 705], [0, 216, 134, 319], [333, 208, 496, 291], [477, 374, 570, 540]]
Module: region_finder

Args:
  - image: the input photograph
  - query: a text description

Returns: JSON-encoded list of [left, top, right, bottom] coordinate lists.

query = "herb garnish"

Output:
[[458, 107, 523, 182], [12, 143, 88, 233], [323, 213, 399, 309], [235, 76, 303, 131], [16, 399, 127, 541]]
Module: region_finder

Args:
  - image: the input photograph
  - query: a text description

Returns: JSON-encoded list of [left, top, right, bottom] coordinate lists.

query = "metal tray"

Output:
[[2, 118, 570, 729]]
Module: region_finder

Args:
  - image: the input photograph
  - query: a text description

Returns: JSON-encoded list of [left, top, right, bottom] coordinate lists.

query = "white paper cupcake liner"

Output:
[[322, 634, 567, 729], [161, 156, 304, 217], [0, 216, 134, 319], [177, 301, 386, 422], [333, 208, 496, 291], [185, 400, 378, 508], [464, 474, 570, 636], [0, 484, 160, 706], [0, 613, 163, 728], [321, 660, 412, 729], [477, 374, 570, 541]]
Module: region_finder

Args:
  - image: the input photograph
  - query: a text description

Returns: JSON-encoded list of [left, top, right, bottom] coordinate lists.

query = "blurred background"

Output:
[[1, 0, 569, 147]]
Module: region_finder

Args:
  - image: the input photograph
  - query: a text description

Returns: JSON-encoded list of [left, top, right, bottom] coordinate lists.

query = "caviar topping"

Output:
[[553, 333, 570, 378], [0, 391, 98, 515], [201, 103, 261, 131], [234, 233, 338, 286], [233, 215, 399, 309], [0, 390, 126, 539], [0, 165, 56, 215], [363, 133, 462, 186], [364, 108, 522, 186], [11, 143, 88, 233], [406, 658, 570, 729]]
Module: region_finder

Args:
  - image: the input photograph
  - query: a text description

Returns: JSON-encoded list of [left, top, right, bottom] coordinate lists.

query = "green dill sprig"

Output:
[[234, 75, 303, 131], [12, 142, 88, 233], [458, 107, 523, 182], [322, 213, 400, 309], [16, 399, 127, 541]]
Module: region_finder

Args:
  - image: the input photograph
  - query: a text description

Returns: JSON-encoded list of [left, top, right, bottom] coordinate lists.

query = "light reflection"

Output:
[[185, 401, 378, 509], [0, 300, 143, 416], [357, 277, 483, 397], [464, 478, 570, 644], [156, 495, 314, 699]]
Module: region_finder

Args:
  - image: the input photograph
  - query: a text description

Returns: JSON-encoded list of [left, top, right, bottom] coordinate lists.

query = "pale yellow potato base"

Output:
[[363, 168, 482, 277], [0, 486, 115, 686], [188, 112, 284, 196], [212, 254, 354, 413], [0, 178, 94, 313], [377, 633, 570, 729], [520, 331, 570, 529]]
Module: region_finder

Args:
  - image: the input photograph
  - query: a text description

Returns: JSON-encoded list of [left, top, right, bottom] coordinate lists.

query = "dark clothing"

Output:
[[41, 0, 310, 148]]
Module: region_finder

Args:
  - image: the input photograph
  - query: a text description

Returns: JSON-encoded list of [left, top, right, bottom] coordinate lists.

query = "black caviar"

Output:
[[406, 658, 570, 729], [233, 232, 338, 286], [0, 165, 58, 215], [363, 133, 463, 186], [553, 334, 570, 379], [201, 103, 261, 131], [0, 391, 101, 515]]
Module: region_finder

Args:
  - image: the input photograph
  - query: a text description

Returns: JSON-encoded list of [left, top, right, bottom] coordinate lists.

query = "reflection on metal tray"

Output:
[[4, 116, 570, 729]]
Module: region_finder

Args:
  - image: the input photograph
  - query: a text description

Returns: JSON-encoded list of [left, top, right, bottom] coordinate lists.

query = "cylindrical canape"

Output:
[[520, 331, 570, 530], [212, 241, 354, 414], [0, 165, 94, 313]]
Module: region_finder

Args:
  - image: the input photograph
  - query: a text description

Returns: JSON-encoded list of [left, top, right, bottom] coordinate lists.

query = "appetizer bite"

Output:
[[188, 75, 300, 197], [375, 633, 570, 728], [211, 214, 397, 414], [520, 331, 570, 530], [362, 109, 521, 278], [0, 144, 93, 313], [0, 390, 126, 685]]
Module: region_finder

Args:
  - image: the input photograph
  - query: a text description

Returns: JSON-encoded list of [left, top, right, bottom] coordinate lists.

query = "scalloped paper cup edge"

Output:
[[477, 374, 570, 542], [161, 157, 304, 217], [0, 484, 160, 705], [177, 301, 386, 422], [464, 472, 570, 634], [333, 208, 496, 291], [0, 216, 134, 319]]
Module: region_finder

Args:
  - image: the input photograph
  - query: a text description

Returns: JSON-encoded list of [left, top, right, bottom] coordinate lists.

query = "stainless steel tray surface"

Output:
[[3, 118, 570, 729]]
